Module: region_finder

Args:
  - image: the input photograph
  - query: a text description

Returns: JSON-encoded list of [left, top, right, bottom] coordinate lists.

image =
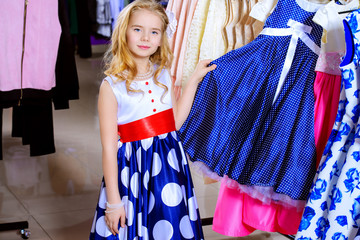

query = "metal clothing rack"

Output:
[[339, 8, 360, 14], [201, 217, 295, 239], [0, 0, 31, 236], [0, 217, 294, 239], [0, 221, 30, 239]]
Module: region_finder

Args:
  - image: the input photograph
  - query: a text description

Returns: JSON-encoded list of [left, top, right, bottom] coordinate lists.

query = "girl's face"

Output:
[[126, 9, 163, 63]]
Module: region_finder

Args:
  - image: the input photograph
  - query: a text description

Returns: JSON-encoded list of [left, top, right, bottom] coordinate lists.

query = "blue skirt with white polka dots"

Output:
[[89, 131, 204, 240], [179, 0, 323, 201]]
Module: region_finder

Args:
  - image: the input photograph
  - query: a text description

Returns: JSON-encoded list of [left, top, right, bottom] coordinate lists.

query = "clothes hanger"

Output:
[[337, 0, 360, 14], [339, 8, 359, 13]]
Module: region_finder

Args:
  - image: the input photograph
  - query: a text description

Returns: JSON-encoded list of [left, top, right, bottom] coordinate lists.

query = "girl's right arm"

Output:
[[98, 80, 126, 235]]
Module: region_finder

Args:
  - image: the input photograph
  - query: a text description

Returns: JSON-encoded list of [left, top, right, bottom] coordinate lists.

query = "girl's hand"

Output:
[[190, 59, 217, 85], [105, 206, 126, 235]]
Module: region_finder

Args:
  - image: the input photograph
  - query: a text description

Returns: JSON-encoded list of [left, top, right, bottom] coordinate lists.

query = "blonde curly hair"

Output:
[[103, 0, 173, 98]]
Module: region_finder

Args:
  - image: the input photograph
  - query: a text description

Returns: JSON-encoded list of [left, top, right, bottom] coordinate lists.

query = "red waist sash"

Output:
[[118, 109, 176, 143]]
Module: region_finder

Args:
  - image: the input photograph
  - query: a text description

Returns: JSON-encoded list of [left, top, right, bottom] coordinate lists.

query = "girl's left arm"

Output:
[[172, 59, 216, 130]]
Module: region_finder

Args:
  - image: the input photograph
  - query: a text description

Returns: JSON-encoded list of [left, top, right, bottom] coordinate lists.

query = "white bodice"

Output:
[[313, 0, 359, 74], [313, 0, 359, 54], [104, 68, 173, 125]]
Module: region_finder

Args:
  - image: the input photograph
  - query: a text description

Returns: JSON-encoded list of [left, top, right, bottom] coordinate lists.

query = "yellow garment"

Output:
[[198, 0, 227, 61], [181, 0, 211, 88]]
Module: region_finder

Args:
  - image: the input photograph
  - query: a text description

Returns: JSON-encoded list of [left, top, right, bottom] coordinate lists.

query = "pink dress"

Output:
[[312, 0, 358, 167], [313, 58, 342, 168], [166, 0, 198, 99]]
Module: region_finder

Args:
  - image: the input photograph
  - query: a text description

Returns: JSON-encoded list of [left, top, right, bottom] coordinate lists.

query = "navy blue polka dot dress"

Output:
[[90, 69, 204, 240], [179, 0, 324, 201]]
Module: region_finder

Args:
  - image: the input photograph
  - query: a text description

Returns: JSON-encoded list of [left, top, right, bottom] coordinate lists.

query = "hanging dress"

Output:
[[89, 68, 204, 240], [197, 0, 324, 236], [198, 0, 227, 64], [295, 9, 360, 240], [181, 0, 228, 89], [167, 0, 198, 99], [312, 0, 359, 168], [180, 0, 211, 89], [179, 0, 323, 208], [210, 0, 316, 236]]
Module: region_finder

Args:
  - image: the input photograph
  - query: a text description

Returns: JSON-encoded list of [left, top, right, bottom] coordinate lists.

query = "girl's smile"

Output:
[[126, 9, 163, 63], [138, 45, 151, 49]]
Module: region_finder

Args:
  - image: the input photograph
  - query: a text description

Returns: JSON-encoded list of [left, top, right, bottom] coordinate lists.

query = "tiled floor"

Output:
[[0, 48, 289, 239]]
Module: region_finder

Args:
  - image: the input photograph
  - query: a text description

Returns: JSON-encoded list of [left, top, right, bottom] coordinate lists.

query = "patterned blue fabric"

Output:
[[295, 9, 360, 240], [89, 132, 204, 240], [179, 0, 323, 201]]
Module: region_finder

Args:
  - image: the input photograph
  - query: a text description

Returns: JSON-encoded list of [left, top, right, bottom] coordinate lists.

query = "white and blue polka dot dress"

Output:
[[89, 69, 204, 240], [179, 0, 324, 202]]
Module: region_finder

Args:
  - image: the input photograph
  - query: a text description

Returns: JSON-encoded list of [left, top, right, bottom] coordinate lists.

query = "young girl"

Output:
[[89, 0, 216, 239]]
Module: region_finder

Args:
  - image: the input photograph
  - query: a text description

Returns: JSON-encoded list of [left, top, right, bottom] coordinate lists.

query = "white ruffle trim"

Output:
[[190, 160, 306, 211]]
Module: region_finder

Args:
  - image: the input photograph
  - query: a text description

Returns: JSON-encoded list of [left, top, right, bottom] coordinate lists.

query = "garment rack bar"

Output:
[[0, 221, 28, 231], [200, 217, 213, 226], [200, 217, 295, 239], [339, 9, 359, 14], [278, 233, 295, 239]]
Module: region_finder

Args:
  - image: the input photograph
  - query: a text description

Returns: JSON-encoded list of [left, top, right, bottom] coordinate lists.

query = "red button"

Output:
[[151, 99, 154, 102], [149, 90, 152, 94], [145, 82, 149, 85], [153, 109, 156, 112]]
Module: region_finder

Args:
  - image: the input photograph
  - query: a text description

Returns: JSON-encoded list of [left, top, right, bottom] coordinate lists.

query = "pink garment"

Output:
[[213, 181, 303, 237], [315, 51, 342, 76], [167, 0, 198, 99], [314, 71, 341, 168], [0, 0, 61, 91]]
